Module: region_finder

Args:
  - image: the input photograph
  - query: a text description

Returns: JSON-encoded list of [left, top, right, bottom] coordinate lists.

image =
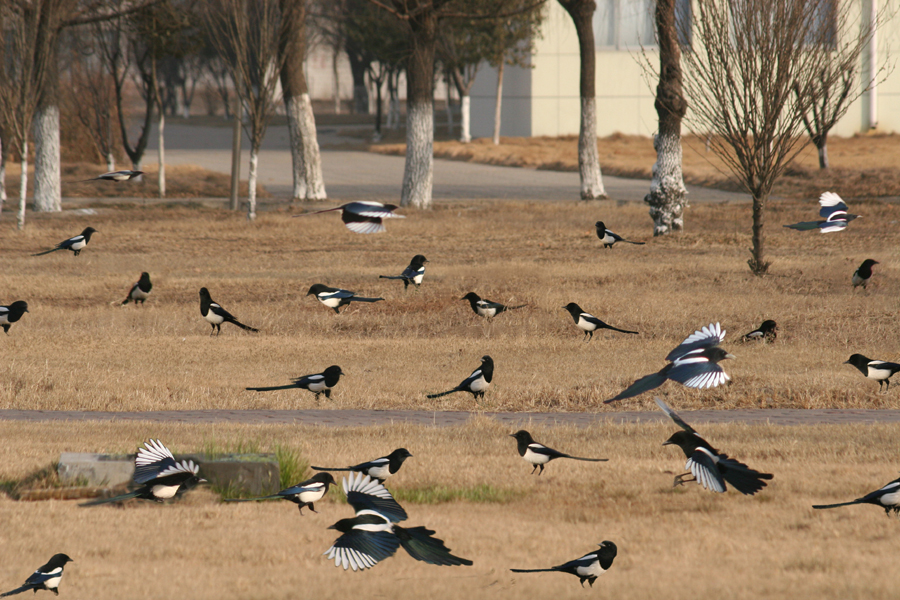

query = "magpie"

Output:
[[199, 287, 259, 335], [32, 227, 97, 257], [294, 201, 404, 234], [80, 439, 205, 506], [562, 303, 638, 341], [0, 554, 73, 597], [306, 284, 384, 314], [852, 259, 878, 290], [656, 397, 773, 494], [246, 365, 344, 400], [122, 272, 152, 306], [427, 355, 493, 399], [78, 170, 143, 182], [324, 472, 472, 571], [224, 472, 336, 514], [461, 292, 525, 319], [813, 476, 900, 516], [0, 301, 28, 334], [511, 541, 616, 588], [740, 319, 777, 343], [311, 448, 413, 483], [844, 354, 900, 392], [379, 255, 428, 290], [595, 221, 645, 248], [605, 322, 734, 404], [509, 430, 607, 475], [784, 191, 860, 233]]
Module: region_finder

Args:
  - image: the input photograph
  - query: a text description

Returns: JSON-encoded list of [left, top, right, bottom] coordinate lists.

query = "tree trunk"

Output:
[[0, 136, 6, 207], [748, 196, 769, 275], [493, 61, 504, 145], [247, 145, 259, 221], [106, 152, 115, 172], [158, 110, 166, 198], [374, 77, 384, 139], [297, 93, 326, 199], [401, 12, 436, 209], [230, 91, 241, 211], [284, 95, 307, 200], [32, 104, 61, 212], [332, 46, 341, 114], [817, 141, 829, 169], [460, 94, 471, 143], [386, 71, 396, 130], [17, 140, 27, 231], [445, 71, 454, 136], [346, 50, 369, 114]]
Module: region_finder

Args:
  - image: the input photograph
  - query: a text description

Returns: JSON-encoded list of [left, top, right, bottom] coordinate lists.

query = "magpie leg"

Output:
[[538, 464, 544, 475], [530, 464, 539, 475], [673, 473, 695, 487]]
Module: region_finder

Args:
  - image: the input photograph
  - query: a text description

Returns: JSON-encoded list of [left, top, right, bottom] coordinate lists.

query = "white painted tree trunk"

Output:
[[247, 146, 259, 221], [578, 97, 606, 199], [297, 93, 326, 199], [445, 79, 454, 136], [17, 140, 28, 230], [106, 152, 115, 173], [285, 94, 307, 200], [401, 101, 433, 209], [158, 112, 166, 198], [644, 129, 687, 235], [32, 105, 61, 212], [460, 95, 471, 143], [493, 62, 504, 145]]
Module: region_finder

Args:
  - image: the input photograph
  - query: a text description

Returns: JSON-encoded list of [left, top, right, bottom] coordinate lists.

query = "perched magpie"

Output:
[[852, 259, 878, 290], [562, 303, 638, 341], [122, 272, 152, 306], [32, 227, 97, 257], [511, 541, 617, 588], [246, 365, 344, 400], [306, 284, 384, 314], [199, 287, 258, 335], [509, 430, 607, 475], [224, 472, 336, 514], [740, 319, 777, 343], [605, 322, 734, 404], [844, 354, 900, 392], [80, 439, 205, 506], [0, 554, 73, 597], [813, 476, 900, 516], [324, 472, 472, 571], [656, 397, 773, 494], [0, 301, 28, 334], [379, 255, 428, 290], [294, 201, 404, 234], [79, 170, 143, 182], [427, 355, 493, 399], [784, 191, 860, 233], [595, 221, 645, 248], [461, 292, 525, 319], [311, 448, 413, 483]]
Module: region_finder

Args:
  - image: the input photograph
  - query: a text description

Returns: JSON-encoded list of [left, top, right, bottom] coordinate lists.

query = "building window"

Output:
[[594, 0, 692, 50]]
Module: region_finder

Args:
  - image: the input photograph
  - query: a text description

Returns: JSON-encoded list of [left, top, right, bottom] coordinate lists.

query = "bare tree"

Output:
[[67, 33, 120, 171]]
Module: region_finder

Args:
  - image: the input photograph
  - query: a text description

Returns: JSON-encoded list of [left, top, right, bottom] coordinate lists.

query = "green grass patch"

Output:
[[0, 463, 88, 499]]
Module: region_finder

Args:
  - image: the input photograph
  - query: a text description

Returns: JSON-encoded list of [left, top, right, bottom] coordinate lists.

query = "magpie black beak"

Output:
[[662, 440, 673, 446]]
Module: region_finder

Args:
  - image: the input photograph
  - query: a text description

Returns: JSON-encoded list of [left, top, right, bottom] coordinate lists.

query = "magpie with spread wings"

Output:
[[294, 201, 404, 234], [784, 191, 860, 233]]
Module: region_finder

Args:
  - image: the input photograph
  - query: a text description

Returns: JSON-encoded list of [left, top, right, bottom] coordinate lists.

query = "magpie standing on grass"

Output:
[[461, 292, 525, 318], [740, 320, 777, 343], [0, 554, 73, 597], [813, 476, 900, 516], [852, 259, 879, 290], [32, 227, 97, 257], [605, 323, 734, 403], [563, 303, 638, 341], [595, 221, 645, 248], [844, 354, 900, 392], [78, 170, 143, 182], [246, 365, 344, 400], [656, 397, 772, 494], [511, 541, 616, 588], [0, 301, 28, 334], [324, 472, 472, 571], [427, 355, 493, 399], [306, 284, 384, 314], [224, 472, 336, 514], [784, 191, 860, 233], [294, 201, 404, 234], [509, 430, 607, 475], [311, 448, 413, 483], [122, 272, 152, 306], [199, 287, 258, 335], [379, 255, 428, 290]]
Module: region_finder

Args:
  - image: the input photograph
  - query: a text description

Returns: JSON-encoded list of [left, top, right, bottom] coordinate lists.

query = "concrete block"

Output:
[[58, 453, 134, 487]]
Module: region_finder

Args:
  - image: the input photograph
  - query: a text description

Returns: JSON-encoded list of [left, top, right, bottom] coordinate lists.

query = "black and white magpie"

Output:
[[0, 554, 73, 597], [852, 259, 878, 290], [324, 472, 472, 571], [294, 201, 404, 234], [813, 476, 900, 516], [0, 301, 28, 334], [784, 191, 860, 233], [224, 472, 336, 514], [306, 284, 384, 314], [509, 430, 607, 475], [122, 272, 152, 306], [605, 322, 734, 404], [246, 365, 344, 399], [511, 541, 616, 588], [740, 320, 777, 343], [562, 303, 638, 341], [379, 255, 428, 290], [844, 354, 900, 392], [595, 221, 645, 248], [199, 287, 259, 335], [656, 397, 773, 494], [311, 448, 413, 483], [461, 292, 525, 318], [32, 227, 97, 257], [80, 439, 205, 506], [427, 355, 493, 399], [79, 170, 143, 182]]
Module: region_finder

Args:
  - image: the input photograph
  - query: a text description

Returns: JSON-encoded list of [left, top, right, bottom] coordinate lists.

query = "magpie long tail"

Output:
[[227, 318, 259, 332], [348, 296, 384, 303], [121, 297, 132, 305], [510, 568, 558, 573], [246, 384, 297, 392], [604, 324, 639, 335], [395, 525, 473, 566], [79, 490, 141, 506], [604, 372, 667, 404], [812, 500, 864, 509], [621, 240, 645, 245], [426, 389, 459, 399], [292, 207, 342, 218], [0, 584, 35, 597], [379, 275, 404, 280], [223, 494, 282, 502], [561, 454, 609, 462], [311, 466, 354, 471], [505, 304, 527, 311], [31, 248, 60, 256]]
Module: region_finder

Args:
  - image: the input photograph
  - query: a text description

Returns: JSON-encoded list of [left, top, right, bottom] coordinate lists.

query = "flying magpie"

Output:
[[246, 365, 344, 400], [605, 322, 734, 404], [595, 221, 645, 248], [324, 472, 472, 571], [379, 255, 428, 290], [852, 259, 878, 290], [224, 472, 336, 514], [511, 541, 616, 588], [80, 439, 205, 506], [294, 201, 404, 234], [844, 354, 900, 392], [461, 292, 525, 319], [656, 397, 772, 494], [784, 191, 860, 233], [32, 227, 97, 257], [740, 320, 777, 343], [306, 284, 384, 314], [427, 355, 493, 399], [509, 430, 607, 475], [78, 170, 143, 182], [311, 448, 413, 483], [0, 554, 73, 597], [813, 476, 900, 516], [199, 287, 258, 335], [562, 303, 638, 341], [122, 272, 152, 306], [0, 301, 28, 334]]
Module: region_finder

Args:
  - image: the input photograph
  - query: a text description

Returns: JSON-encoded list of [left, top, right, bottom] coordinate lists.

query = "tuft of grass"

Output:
[[274, 444, 308, 489], [391, 483, 523, 505], [0, 463, 88, 499]]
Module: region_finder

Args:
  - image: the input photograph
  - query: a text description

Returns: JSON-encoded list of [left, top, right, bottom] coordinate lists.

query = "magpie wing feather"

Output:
[[654, 397, 698, 434], [395, 526, 473, 566]]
